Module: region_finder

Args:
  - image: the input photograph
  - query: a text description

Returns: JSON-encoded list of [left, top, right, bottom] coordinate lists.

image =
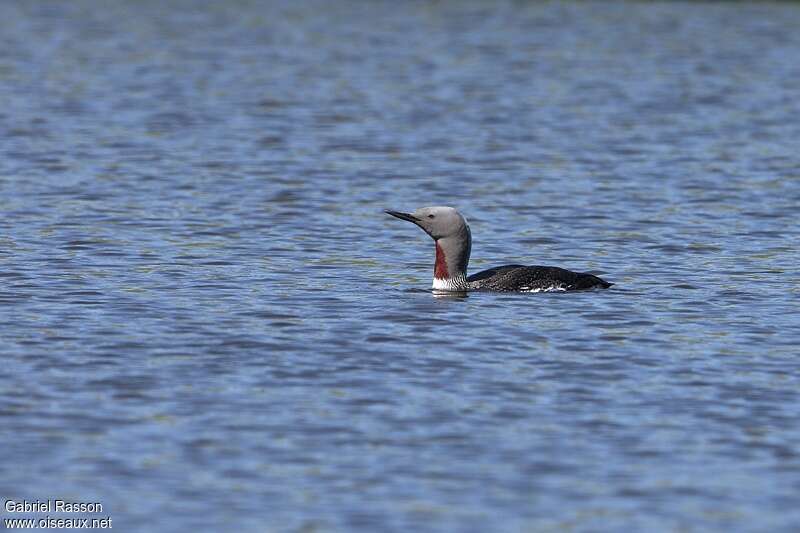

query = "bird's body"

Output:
[[467, 265, 611, 292], [386, 206, 612, 293]]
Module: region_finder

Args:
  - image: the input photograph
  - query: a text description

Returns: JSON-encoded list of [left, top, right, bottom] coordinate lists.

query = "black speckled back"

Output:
[[467, 265, 613, 292]]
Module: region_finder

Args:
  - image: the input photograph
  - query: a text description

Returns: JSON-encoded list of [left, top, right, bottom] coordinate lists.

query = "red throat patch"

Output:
[[434, 241, 449, 279]]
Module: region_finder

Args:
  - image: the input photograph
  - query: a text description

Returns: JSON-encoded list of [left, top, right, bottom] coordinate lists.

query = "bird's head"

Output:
[[385, 206, 468, 241]]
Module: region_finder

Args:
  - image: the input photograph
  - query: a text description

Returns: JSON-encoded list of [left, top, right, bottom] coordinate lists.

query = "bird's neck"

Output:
[[431, 227, 471, 291]]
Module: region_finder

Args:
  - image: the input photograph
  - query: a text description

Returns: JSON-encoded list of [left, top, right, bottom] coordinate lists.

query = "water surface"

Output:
[[1, 1, 800, 531]]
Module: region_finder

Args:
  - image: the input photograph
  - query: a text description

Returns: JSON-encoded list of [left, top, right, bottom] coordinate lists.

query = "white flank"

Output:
[[519, 286, 568, 293], [432, 276, 467, 291]]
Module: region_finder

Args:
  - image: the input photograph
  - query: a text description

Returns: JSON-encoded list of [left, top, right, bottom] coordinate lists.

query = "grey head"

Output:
[[385, 206, 468, 240], [385, 206, 472, 289]]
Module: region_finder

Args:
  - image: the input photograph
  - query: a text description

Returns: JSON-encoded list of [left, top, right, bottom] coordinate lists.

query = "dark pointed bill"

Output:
[[385, 210, 420, 224]]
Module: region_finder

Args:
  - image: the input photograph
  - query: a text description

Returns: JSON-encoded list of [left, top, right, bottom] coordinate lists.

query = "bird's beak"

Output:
[[385, 210, 420, 224]]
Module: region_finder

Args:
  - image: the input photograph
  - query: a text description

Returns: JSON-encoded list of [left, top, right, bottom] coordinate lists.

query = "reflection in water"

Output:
[[432, 289, 469, 300]]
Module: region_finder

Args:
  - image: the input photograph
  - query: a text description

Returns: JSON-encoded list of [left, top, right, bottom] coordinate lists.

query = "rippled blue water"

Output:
[[2, 1, 800, 531]]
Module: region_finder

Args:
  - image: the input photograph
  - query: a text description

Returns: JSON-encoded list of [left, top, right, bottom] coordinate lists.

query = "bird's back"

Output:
[[467, 265, 612, 292]]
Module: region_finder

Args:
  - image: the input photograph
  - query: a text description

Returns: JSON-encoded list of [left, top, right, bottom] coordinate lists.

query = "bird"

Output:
[[385, 206, 612, 292]]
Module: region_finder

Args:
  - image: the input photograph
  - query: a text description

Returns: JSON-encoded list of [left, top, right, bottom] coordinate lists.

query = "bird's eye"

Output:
[[428, 214, 435, 219]]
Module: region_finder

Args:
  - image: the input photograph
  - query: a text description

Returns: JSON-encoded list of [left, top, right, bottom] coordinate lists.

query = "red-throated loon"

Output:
[[385, 206, 613, 292]]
